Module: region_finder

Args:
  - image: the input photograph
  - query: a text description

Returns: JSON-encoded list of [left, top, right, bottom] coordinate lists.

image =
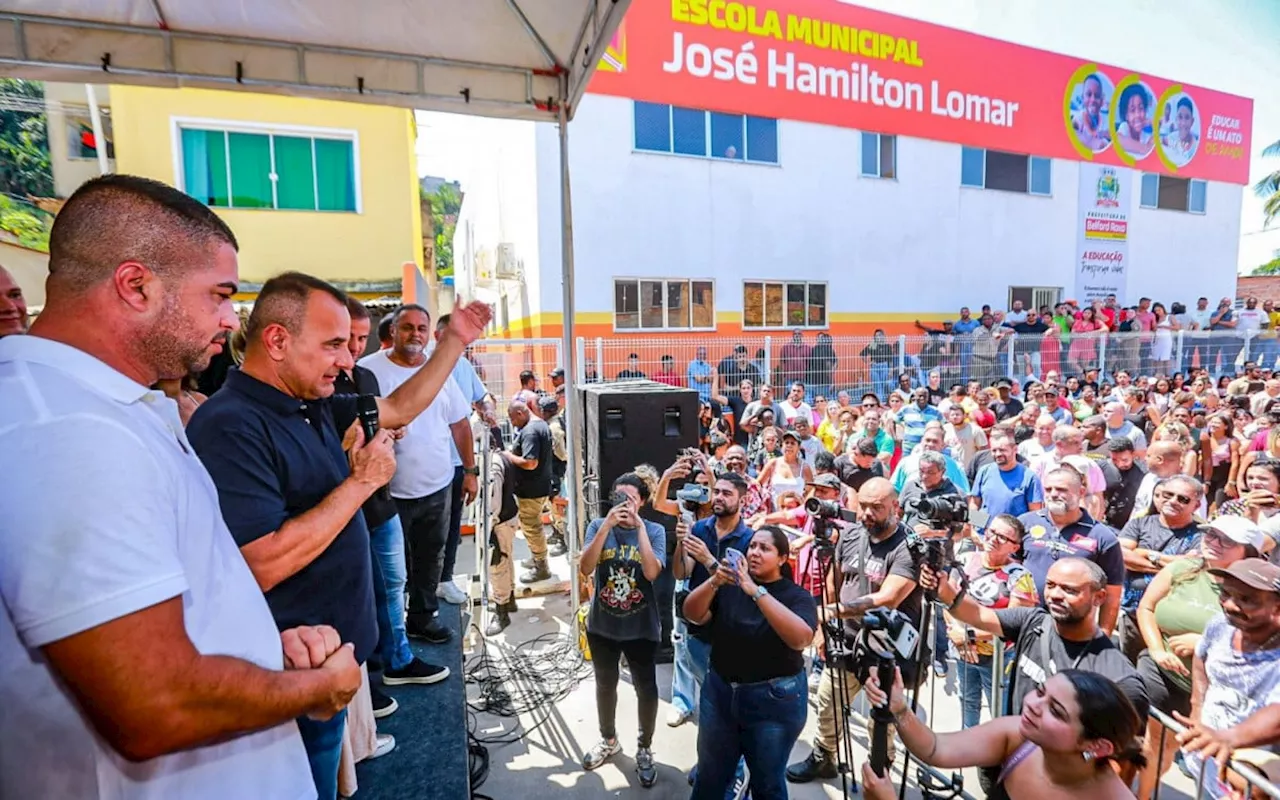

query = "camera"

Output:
[[909, 494, 968, 527], [805, 496, 857, 523]]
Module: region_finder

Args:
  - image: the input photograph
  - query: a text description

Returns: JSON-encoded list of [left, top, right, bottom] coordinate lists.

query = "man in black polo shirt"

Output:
[[334, 298, 447, 719], [507, 401, 555, 582], [1017, 466, 1125, 635], [189, 273, 489, 797]]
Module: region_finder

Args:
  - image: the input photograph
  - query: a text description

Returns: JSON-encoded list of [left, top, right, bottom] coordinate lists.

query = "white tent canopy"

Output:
[[0, 0, 628, 609], [0, 0, 628, 120]]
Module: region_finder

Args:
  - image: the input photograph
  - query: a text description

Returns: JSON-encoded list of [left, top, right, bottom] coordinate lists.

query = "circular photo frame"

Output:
[[1154, 88, 1200, 170], [1065, 69, 1114, 155], [1111, 76, 1156, 163]]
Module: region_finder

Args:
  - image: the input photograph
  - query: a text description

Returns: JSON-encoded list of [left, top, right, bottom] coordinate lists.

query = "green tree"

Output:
[[422, 182, 461, 277], [0, 78, 53, 199], [1257, 138, 1280, 229], [1253, 254, 1280, 276], [0, 194, 53, 252]]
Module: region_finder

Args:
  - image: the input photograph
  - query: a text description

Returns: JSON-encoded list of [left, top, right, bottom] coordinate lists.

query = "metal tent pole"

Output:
[[557, 78, 583, 617]]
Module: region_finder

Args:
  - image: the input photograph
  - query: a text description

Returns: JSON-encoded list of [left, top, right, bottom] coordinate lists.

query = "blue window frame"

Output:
[[632, 101, 778, 164], [1141, 173, 1207, 214], [960, 147, 1051, 196]]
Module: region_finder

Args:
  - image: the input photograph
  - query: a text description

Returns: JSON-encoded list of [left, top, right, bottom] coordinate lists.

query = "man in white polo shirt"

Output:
[[360, 304, 473, 643], [0, 175, 360, 799]]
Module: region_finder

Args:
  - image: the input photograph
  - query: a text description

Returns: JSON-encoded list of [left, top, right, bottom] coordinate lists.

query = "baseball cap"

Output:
[[781, 430, 800, 443], [994, 377, 1013, 389], [1082, 414, 1106, 429], [1209, 557, 1280, 593], [1205, 517, 1269, 553], [806, 473, 842, 490], [537, 395, 559, 415], [549, 367, 565, 378]]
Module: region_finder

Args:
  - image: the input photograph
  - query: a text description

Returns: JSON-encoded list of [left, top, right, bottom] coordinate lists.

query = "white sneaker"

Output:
[[436, 582, 468, 605], [369, 733, 396, 760], [666, 707, 692, 727]]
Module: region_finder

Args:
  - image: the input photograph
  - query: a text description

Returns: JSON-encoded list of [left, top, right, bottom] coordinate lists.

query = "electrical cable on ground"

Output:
[[463, 627, 592, 797]]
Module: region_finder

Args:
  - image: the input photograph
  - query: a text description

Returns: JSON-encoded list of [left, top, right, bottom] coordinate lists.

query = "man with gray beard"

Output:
[[1016, 467, 1125, 635]]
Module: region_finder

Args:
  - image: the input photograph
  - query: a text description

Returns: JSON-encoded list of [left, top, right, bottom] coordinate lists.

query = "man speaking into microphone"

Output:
[[188, 274, 489, 798]]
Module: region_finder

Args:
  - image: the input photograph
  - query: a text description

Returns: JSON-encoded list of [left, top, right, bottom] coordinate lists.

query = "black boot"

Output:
[[786, 747, 837, 783], [547, 533, 567, 557], [520, 559, 551, 584], [501, 595, 518, 614], [485, 605, 511, 636]]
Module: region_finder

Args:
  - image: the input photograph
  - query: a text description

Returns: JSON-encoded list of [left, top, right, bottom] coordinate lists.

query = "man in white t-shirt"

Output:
[[0, 175, 360, 799], [360, 305, 472, 645]]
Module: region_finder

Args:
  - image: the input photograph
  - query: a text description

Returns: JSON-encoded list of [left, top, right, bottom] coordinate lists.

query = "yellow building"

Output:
[[103, 86, 427, 300]]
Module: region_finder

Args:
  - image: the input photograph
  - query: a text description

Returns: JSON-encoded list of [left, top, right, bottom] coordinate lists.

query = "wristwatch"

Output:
[[463, 466, 480, 476], [1146, 550, 1162, 567], [751, 586, 769, 603]]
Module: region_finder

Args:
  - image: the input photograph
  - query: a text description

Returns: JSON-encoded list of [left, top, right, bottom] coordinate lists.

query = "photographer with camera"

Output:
[[920, 556, 1148, 799], [786, 477, 923, 786], [577, 474, 667, 786], [899, 450, 966, 678], [683, 525, 819, 799]]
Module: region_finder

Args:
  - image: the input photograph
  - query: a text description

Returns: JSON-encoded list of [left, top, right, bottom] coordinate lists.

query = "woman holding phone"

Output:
[[860, 667, 1145, 800], [683, 525, 818, 799], [578, 473, 667, 787]]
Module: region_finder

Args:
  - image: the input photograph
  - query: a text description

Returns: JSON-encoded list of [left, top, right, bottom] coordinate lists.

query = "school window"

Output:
[[1140, 173, 1206, 214], [614, 278, 715, 331], [743, 281, 827, 329], [633, 101, 778, 164], [65, 107, 114, 160], [860, 132, 896, 179], [961, 147, 1051, 196], [178, 125, 358, 212]]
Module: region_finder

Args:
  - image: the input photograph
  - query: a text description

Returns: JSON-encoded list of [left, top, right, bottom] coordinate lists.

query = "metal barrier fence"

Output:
[[575, 331, 1280, 400], [467, 338, 563, 411], [1149, 706, 1280, 800]]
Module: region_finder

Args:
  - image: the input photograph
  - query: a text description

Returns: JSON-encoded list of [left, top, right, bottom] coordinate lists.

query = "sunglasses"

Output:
[[1155, 490, 1194, 505]]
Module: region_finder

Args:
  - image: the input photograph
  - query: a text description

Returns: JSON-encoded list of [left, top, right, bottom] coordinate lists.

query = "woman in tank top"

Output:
[[756, 429, 813, 506], [859, 668, 1144, 800]]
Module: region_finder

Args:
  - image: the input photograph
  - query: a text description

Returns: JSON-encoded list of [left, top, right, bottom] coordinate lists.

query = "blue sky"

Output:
[[419, 0, 1280, 270]]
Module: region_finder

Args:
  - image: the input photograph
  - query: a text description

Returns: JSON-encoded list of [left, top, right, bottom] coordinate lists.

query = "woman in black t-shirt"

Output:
[[683, 526, 818, 800]]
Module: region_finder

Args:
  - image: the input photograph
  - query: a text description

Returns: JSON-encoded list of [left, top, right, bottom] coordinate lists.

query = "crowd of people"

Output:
[[599, 295, 1279, 410], [6, 176, 1280, 800], [561, 321, 1280, 799]]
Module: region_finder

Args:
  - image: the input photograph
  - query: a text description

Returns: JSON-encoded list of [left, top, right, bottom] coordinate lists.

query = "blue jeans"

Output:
[[1254, 338, 1280, 370], [671, 604, 711, 716], [958, 655, 994, 729], [442, 465, 465, 581], [869, 362, 891, 400], [692, 670, 808, 800], [369, 514, 413, 671], [297, 709, 347, 800], [933, 606, 948, 671]]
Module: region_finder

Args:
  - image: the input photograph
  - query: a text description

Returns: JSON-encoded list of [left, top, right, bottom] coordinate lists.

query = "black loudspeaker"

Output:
[[577, 381, 700, 519]]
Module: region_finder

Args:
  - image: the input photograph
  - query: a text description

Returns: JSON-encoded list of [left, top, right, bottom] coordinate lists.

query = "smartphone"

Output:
[[724, 547, 745, 572]]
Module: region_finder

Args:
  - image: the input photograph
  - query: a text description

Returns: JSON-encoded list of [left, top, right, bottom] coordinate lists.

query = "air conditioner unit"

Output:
[[474, 249, 496, 286], [495, 243, 521, 280]]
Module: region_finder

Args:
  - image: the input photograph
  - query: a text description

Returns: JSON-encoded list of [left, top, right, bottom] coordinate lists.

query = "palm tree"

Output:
[[1257, 138, 1280, 228]]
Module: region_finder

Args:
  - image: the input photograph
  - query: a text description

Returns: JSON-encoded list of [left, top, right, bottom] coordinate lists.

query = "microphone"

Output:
[[355, 394, 391, 501]]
